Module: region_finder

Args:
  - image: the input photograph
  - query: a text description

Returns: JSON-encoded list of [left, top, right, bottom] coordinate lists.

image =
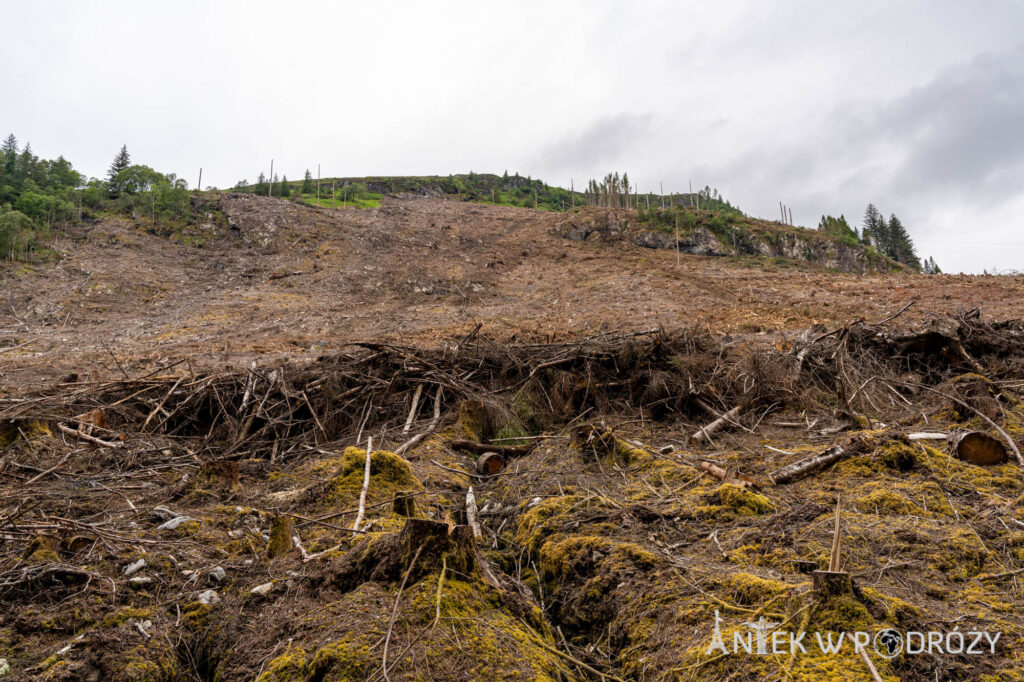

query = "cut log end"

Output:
[[949, 430, 1008, 466], [476, 452, 505, 477]]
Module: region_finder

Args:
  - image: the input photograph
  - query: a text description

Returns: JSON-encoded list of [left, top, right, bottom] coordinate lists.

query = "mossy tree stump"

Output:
[[267, 515, 294, 559]]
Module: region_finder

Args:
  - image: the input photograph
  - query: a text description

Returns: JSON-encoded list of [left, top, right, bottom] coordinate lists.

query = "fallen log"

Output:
[[907, 432, 948, 441], [949, 430, 1008, 466], [697, 460, 760, 489], [692, 405, 743, 444], [769, 445, 848, 484], [465, 486, 482, 540], [448, 439, 533, 457]]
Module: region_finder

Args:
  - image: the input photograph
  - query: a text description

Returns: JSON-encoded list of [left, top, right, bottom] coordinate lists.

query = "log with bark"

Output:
[[692, 405, 743, 444], [769, 445, 848, 484], [697, 460, 761, 489]]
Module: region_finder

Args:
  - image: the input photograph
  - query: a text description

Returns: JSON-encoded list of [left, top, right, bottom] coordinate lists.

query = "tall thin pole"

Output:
[[788, 207, 793, 226], [780, 202, 785, 223], [197, 168, 202, 192], [675, 214, 680, 267], [660, 182, 665, 209]]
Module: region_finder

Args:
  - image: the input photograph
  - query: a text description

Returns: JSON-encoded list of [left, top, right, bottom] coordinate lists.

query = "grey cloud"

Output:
[[535, 113, 654, 174], [872, 46, 1024, 197]]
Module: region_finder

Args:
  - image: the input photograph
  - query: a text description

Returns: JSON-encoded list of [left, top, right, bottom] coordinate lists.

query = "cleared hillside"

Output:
[[0, 194, 1019, 384], [3, 195, 1024, 681]]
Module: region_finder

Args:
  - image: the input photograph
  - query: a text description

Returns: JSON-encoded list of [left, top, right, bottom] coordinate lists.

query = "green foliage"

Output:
[[279, 175, 291, 198], [107, 144, 131, 198], [0, 208, 44, 260], [862, 204, 921, 270], [302, 169, 314, 194]]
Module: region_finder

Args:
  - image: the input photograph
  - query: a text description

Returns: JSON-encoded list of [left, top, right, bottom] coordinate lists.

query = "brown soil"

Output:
[[3, 196, 1024, 681], [2, 194, 1022, 383]]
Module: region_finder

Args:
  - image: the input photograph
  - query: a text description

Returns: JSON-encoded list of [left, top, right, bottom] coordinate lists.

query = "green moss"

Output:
[[0, 419, 51, 448], [22, 535, 60, 564], [267, 515, 294, 559], [860, 587, 923, 627], [812, 593, 875, 633], [697, 484, 775, 519], [855, 487, 924, 516], [514, 495, 586, 553], [257, 645, 309, 682], [101, 606, 154, 629], [181, 601, 212, 630], [538, 535, 657, 584], [324, 447, 422, 510], [721, 572, 790, 606], [930, 528, 989, 580], [307, 634, 375, 681], [876, 440, 917, 471]]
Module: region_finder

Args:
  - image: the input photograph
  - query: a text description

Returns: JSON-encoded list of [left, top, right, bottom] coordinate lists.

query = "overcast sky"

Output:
[[4, 1, 1023, 273]]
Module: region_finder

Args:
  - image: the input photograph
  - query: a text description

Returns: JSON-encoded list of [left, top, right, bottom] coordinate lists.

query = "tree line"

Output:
[[584, 172, 740, 215], [816, 205, 939, 273], [0, 135, 192, 261]]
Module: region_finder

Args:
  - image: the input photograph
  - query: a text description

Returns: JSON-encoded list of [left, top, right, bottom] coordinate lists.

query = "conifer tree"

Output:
[[279, 175, 291, 198], [862, 203, 881, 247], [887, 214, 920, 270], [302, 169, 313, 194], [107, 145, 131, 198]]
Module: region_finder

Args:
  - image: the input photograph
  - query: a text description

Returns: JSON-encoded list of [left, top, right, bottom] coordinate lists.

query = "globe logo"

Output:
[[873, 628, 903, 658]]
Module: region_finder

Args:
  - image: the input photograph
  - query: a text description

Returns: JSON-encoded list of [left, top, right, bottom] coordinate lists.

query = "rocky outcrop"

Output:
[[557, 209, 890, 273]]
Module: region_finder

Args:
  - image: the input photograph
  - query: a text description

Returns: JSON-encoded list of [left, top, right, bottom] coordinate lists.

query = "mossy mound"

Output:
[[514, 494, 587, 553], [322, 447, 422, 510], [696, 484, 775, 519]]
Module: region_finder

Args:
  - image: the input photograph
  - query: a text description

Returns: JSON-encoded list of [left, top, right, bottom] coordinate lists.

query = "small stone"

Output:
[[157, 516, 190, 531], [209, 566, 226, 583], [250, 582, 274, 596], [124, 559, 146, 576], [197, 589, 220, 605], [181, 569, 194, 576], [129, 576, 153, 586]]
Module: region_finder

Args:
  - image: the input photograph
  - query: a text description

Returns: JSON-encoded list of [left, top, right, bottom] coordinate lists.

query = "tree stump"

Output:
[[266, 515, 294, 559], [396, 518, 476, 582], [392, 491, 418, 517], [199, 460, 240, 489], [812, 570, 853, 597]]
